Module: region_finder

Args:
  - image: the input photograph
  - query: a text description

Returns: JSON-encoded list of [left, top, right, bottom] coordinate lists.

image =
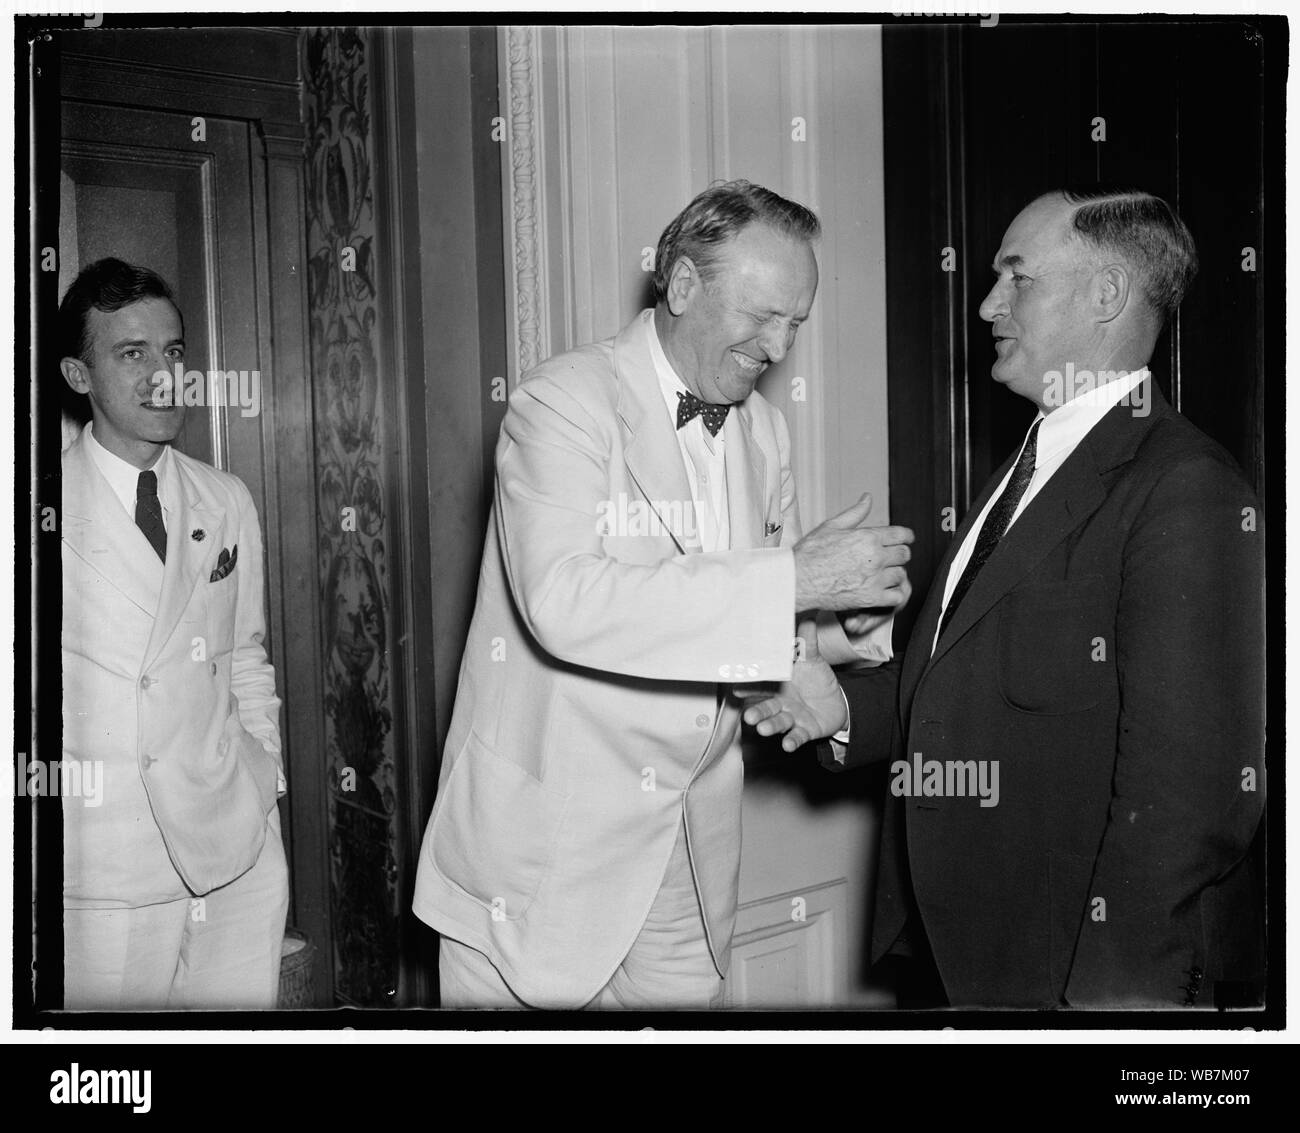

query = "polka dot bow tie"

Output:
[[676, 390, 731, 437]]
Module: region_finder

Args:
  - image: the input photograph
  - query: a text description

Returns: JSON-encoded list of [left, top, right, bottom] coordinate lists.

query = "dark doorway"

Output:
[[882, 17, 1279, 632]]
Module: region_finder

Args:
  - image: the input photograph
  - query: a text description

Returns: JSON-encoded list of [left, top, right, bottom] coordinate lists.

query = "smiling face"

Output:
[[60, 296, 186, 467], [978, 194, 1101, 411], [658, 222, 818, 405]]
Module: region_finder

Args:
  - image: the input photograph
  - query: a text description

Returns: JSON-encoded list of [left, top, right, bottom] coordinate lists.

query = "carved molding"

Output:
[[302, 24, 400, 1007], [503, 24, 545, 380], [61, 51, 301, 124]]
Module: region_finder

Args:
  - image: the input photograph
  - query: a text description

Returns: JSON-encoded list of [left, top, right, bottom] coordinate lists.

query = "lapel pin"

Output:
[[191, 529, 205, 542]]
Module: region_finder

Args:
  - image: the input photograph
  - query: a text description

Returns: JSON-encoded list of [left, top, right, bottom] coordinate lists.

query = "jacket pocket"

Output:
[[997, 577, 1114, 714], [224, 699, 279, 815], [203, 581, 237, 657], [431, 730, 571, 921], [151, 701, 274, 894]]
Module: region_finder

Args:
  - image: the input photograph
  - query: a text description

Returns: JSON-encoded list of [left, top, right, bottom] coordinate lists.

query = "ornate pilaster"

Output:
[[503, 25, 546, 379]]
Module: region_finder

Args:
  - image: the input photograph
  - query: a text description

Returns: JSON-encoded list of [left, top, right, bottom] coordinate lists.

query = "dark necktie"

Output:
[[937, 418, 1041, 641], [676, 390, 731, 437], [135, 469, 167, 563]]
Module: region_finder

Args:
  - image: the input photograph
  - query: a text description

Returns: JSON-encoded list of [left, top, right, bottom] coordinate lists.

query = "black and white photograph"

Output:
[[9, 1, 1290, 1105]]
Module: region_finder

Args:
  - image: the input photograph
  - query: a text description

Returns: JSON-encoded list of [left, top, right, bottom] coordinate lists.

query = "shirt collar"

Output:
[[1033, 367, 1151, 467], [645, 308, 693, 421], [83, 421, 176, 519]]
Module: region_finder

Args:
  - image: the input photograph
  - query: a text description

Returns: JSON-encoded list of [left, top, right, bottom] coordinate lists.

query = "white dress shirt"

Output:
[[83, 422, 178, 527], [646, 312, 860, 742], [646, 310, 731, 554], [932, 367, 1150, 654]]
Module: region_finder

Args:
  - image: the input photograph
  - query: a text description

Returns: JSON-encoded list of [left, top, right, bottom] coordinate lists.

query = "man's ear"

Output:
[[665, 255, 701, 316], [60, 357, 92, 396], [1093, 262, 1132, 324]]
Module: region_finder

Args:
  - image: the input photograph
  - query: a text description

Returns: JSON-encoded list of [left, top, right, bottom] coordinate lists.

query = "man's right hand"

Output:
[[792, 493, 914, 613]]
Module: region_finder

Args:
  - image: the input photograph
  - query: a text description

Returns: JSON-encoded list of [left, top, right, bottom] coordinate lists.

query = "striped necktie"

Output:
[[937, 418, 1041, 641]]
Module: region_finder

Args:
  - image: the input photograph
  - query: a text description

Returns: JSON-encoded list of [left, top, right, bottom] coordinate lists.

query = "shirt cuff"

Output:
[[829, 685, 851, 761], [815, 609, 894, 668]]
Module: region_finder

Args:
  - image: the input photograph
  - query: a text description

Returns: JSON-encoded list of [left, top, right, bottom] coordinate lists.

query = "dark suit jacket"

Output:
[[836, 382, 1265, 1007]]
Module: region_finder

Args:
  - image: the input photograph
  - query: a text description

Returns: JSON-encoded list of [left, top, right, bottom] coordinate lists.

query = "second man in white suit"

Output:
[[59, 259, 288, 1009]]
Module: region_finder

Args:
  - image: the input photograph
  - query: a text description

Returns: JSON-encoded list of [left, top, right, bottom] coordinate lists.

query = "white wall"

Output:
[[500, 23, 892, 1004]]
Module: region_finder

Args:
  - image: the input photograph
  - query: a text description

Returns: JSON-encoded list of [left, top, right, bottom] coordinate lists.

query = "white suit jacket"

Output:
[[61, 429, 283, 906], [413, 311, 880, 1006]]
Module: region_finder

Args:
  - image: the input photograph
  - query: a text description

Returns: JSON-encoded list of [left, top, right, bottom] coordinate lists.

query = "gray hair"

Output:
[[1059, 188, 1198, 322], [653, 179, 821, 303]]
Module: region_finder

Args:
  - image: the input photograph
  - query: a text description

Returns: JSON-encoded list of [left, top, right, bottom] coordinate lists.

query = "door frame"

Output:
[[48, 27, 333, 1006]]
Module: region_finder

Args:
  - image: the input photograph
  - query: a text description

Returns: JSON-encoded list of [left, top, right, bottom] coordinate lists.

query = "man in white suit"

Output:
[[414, 181, 913, 1008], [58, 258, 288, 1009]]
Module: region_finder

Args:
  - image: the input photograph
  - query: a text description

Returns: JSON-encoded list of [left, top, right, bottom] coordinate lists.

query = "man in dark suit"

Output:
[[743, 189, 1265, 1008]]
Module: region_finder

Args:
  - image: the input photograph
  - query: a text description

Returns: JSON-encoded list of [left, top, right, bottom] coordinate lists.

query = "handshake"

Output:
[[744, 492, 914, 752]]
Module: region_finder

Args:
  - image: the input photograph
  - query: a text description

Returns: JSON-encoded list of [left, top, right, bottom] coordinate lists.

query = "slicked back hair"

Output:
[[1057, 188, 1198, 324], [653, 179, 821, 304], [58, 257, 180, 364]]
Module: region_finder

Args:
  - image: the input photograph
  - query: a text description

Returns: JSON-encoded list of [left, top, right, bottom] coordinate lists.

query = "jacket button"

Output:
[[140, 676, 153, 689], [695, 714, 710, 728], [141, 754, 156, 769]]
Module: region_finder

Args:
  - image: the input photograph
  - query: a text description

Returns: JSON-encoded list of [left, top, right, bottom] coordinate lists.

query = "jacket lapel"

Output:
[[911, 382, 1169, 693], [62, 431, 164, 617], [898, 445, 1017, 715], [616, 310, 774, 554], [146, 453, 222, 667], [722, 399, 766, 551], [617, 313, 701, 554], [926, 450, 1106, 670]]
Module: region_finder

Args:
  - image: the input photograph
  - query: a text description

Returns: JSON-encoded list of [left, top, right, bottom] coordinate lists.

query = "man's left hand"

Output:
[[740, 621, 846, 752]]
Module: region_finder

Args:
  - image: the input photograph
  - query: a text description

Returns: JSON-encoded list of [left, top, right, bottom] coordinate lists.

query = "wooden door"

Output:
[[32, 27, 333, 1009], [883, 16, 1276, 627], [59, 101, 267, 490]]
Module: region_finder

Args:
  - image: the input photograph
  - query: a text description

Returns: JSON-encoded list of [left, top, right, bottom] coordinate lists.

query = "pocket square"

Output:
[[765, 521, 782, 537], [209, 544, 238, 582]]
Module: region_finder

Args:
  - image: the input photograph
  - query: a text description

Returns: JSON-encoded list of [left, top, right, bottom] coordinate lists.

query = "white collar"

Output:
[[83, 422, 176, 519], [645, 308, 736, 449], [1033, 367, 1151, 467], [645, 309, 693, 418]]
